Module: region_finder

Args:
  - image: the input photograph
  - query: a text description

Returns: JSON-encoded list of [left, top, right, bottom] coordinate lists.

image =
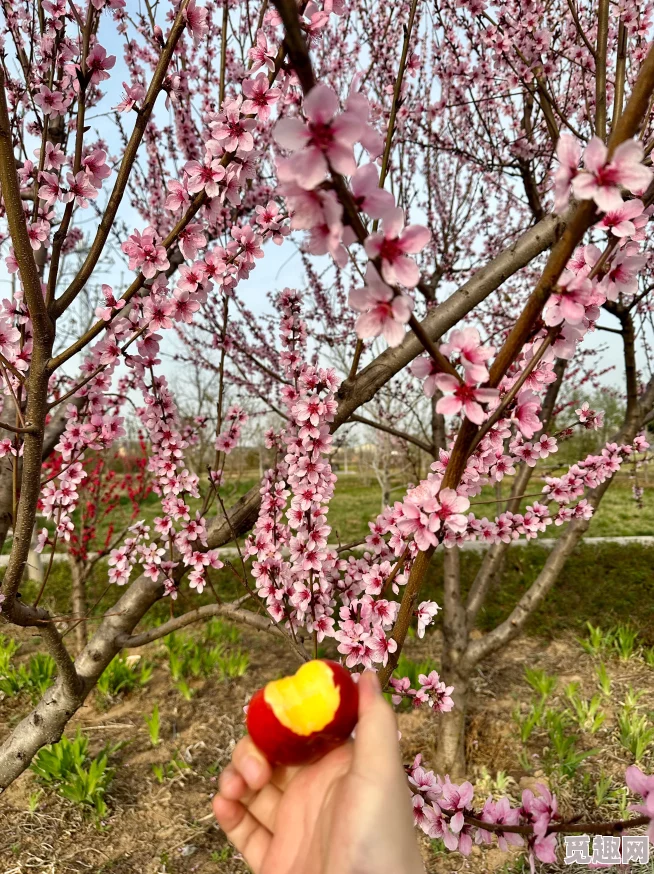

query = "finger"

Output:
[[352, 671, 402, 777], [213, 795, 272, 873], [243, 780, 283, 832], [218, 764, 248, 801], [232, 736, 274, 791]]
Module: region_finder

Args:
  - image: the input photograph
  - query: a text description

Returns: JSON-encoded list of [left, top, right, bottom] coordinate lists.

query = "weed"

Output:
[[513, 701, 545, 744], [595, 662, 611, 697], [31, 731, 116, 818], [544, 709, 596, 778], [27, 789, 43, 813], [217, 649, 249, 679], [623, 686, 645, 714], [151, 753, 191, 783], [0, 633, 19, 674], [612, 624, 639, 661], [617, 711, 654, 762], [145, 704, 161, 747], [525, 667, 557, 699], [210, 847, 233, 863], [204, 618, 240, 647], [578, 623, 614, 657], [564, 683, 606, 734], [0, 652, 56, 703], [643, 647, 654, 669], [96, 654, 152, 700], [592, 773, 613, 808], [475, 767, 516, 799]]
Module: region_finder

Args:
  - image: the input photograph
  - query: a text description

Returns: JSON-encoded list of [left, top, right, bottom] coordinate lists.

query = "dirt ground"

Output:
[[1, 621, 652, 874]]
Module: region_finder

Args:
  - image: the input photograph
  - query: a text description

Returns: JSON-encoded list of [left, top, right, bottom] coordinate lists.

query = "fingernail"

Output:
[[241, 754, 264, 785]]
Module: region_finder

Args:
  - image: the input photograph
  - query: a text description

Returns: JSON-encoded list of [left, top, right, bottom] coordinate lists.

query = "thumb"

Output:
[[352, 671, 403, 777]]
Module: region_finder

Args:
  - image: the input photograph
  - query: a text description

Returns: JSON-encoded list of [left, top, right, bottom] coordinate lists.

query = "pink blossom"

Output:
[[210, 98, 255, 153], [572, 137, 653, 213], [552, 134, 580, 213], [242, 73, 281, 121], [416, 601, 440, 637], [121, 227, 170, 278], [595, 198, 645, 237], [600, 248, 645, 299], [273, 84, 363, 190], [435, 373, 498, 425], [440, 327, 495, 382], [82, 149, 111, 188], [410, 355, 440, 397], [34, 85, 69, 115], [513, 390, 542, 439], [65, 171, 99, 208], [248, 31, 275, 72], [364, 208, 430, 288], [114, 81, 146, 112], [86, 44, 116, 84], [184, 0, 208, 44], [349, 264, 414, 346], [350, 163, 395, 219]]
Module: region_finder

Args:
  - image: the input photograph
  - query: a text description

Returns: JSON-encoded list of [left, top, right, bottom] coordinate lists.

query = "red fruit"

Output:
[[246, 659, 359, 766]]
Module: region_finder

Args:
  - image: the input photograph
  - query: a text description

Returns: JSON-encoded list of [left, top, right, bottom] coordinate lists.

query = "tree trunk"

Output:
[[434, 547, 469, 779], [434, 666, 469, 780], [69, 556, 88, 652]]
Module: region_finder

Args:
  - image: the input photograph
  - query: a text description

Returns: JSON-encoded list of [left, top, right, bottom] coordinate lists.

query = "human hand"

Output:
[[212, 670, 426, 874]]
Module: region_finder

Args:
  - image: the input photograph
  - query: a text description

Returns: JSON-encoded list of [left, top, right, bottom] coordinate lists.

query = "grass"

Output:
[[10, 539, 654, 649], [4, 471, 652, 558]]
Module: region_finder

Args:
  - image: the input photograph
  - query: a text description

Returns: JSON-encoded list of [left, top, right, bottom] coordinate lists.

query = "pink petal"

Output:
[[463, 399, 485, 424], [400, 224, 431, 254], [434, 373, 459, 393], [273, 117, 308, 150], [293, 147, 329, 190], [583, 136, 608, 173], [436, 395, 462, 416], [385, 254, 420, 288], [383, 319, 406, 346], [304, 84, 339, 124]]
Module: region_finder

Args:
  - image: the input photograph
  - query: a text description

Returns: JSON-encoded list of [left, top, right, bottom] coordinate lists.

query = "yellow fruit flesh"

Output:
[[263, 660, 340, 736]]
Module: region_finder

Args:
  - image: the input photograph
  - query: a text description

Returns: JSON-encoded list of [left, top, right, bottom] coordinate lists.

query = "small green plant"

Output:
[[475, 767, 516, 799], [210, 847, 233, 863], [544, 709, 596, 779], [618, 711, 654, 762], [27, 789, 44, 813], [205, 618, 240, 647], [0, 633, 19, 674], [643, 647, 654, 668], [175, 677, 194, 700], [612, 624, 639, 661], [525, 667, 557, 699], [578, 622, 614, 657], [593, 773, 614, 808], [217, 649, 250, 679], [144, 703, 161, 747], [96, 653, 152, 700], [151, 753, 191, 783], [623, 686, 645, 714], [0, 652, 56, 703], [513, 700, 545, 744], [564, 683, 606, 734], [595, 662, 611, 697], [31, 731, 115, 818]]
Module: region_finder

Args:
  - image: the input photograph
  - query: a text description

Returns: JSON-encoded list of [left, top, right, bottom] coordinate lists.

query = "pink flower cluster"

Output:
[[215, 405, 248, 456]]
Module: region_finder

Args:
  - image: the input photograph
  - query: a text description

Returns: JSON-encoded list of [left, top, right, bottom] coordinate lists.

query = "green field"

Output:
[[7, 470, 648, 555]]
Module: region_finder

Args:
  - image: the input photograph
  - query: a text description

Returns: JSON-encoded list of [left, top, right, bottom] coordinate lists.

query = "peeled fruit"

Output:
[[246, 659, 359, 766]]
